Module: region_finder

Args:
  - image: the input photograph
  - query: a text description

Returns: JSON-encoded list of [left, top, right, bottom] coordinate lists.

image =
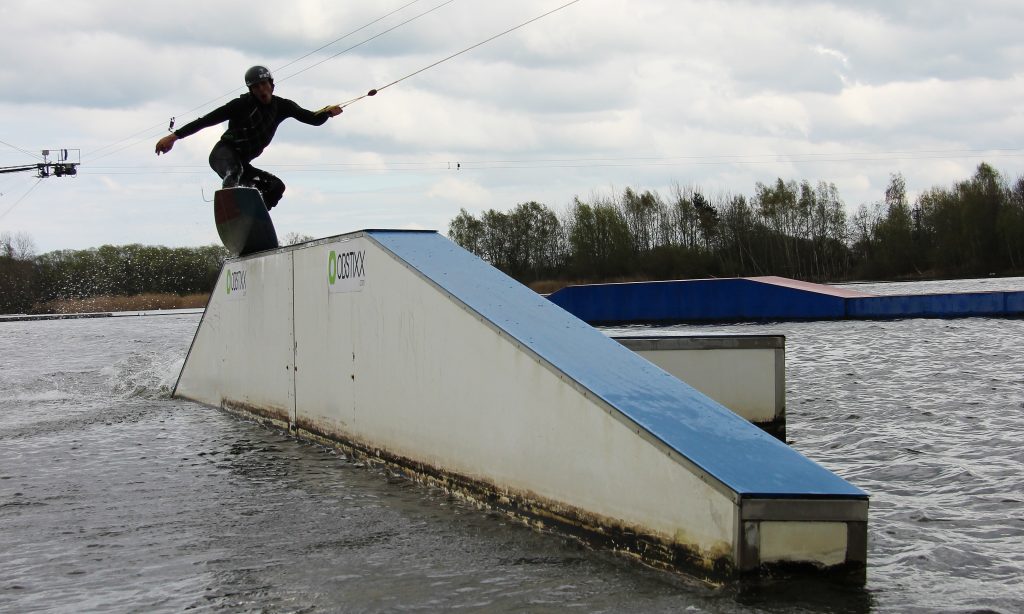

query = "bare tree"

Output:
[[0, 231, 36, 260], [282, 232, 314, 246]]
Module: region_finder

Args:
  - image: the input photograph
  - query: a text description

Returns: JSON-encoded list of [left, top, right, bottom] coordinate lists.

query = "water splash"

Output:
[[104, 351, 184, 399]]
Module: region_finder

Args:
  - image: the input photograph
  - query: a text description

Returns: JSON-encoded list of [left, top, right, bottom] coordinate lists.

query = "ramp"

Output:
[[614, 335, 787, 440], [548, 276, 1024, 323], [547, 276, 858, 323], [174, 230, 867, 579]]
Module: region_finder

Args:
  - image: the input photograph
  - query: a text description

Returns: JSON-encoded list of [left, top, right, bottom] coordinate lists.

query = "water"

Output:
[[2, 278, 1023, 613]]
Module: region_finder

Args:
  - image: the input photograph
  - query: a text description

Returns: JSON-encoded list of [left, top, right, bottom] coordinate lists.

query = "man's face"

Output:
[[251, 80, 273, 104]]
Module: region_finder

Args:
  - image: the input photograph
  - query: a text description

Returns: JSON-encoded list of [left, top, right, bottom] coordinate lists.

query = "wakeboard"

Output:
[[213, 187, 279, 257]]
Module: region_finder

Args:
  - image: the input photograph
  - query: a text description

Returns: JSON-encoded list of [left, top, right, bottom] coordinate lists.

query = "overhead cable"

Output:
[[273, 0, 425, 76], [0, 138, 43, 161], [340, 0, 585, 107], [277, 0, 456, 84], [84, 0, 453, 163], [0, 178, 43, 221], [81, 147, 1024, 175]]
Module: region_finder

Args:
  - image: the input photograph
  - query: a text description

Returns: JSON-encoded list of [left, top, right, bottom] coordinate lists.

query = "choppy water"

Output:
[[2, 278, 1023, 613]]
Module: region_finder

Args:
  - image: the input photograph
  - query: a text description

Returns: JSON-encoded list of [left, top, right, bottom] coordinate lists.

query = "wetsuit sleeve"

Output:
[[281, 99, 331, 127], [172, 99, 241, 138]]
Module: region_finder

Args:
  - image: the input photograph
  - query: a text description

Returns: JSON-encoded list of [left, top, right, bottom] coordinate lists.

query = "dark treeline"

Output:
[[0, 237, 228, 313], [449, 163, 1024, 285]]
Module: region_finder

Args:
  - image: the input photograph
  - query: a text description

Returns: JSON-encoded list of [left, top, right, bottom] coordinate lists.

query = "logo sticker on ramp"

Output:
[[327, 240, 367, 293], [224, 267, 248, 300]]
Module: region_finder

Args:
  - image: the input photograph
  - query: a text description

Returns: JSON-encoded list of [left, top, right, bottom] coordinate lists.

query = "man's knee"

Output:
[[264, 181, 285, 209], [209, 144, 244, 188]]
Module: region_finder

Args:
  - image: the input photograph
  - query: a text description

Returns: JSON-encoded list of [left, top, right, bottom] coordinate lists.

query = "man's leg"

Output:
[[244, 167, 286, 210], [208, 142, 245, 188]]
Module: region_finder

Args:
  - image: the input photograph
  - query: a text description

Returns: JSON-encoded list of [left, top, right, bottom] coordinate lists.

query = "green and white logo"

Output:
[[224, 267, 248, 299], [327, 241, 367, 294]]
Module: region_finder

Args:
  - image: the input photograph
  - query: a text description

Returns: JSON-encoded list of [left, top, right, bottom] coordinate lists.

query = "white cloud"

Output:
[[1, 0, 1023, 252], [426, 176, 492, 208]]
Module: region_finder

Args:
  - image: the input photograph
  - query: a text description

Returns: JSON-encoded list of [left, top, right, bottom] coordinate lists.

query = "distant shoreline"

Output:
[[0, 308, 206, 323], [20, 293, 209, 316], [6, 273, 1024, 318]]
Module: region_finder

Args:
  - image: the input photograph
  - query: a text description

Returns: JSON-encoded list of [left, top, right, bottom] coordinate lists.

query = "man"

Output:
[[155, 66, 342, 211]]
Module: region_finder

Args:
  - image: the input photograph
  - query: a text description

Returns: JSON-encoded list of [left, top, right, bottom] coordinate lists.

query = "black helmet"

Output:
[[244, 66, 273, 87]]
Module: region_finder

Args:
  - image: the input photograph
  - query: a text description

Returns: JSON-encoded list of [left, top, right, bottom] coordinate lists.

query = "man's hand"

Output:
[[155, 134, 178, 155], [325, 105, 342, 117]]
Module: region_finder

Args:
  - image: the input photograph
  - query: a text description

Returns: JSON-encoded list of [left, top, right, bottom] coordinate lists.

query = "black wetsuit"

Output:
[[173, 93, 330, 209]]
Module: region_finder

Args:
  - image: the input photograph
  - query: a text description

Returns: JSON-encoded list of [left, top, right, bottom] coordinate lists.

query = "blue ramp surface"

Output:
[[369, 231, 865, 499], [548, 276, 1024, 323], [848, 291, 1022, 318], [548, 277, 861, 323]]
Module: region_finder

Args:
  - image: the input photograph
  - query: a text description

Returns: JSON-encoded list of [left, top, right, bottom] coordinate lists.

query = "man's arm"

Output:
[[154, 99, 239, 155], [284, 99, 342, 126], [155, 133, 178, 155]]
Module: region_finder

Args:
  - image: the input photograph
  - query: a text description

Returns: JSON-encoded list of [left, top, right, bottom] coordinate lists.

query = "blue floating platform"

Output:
[[547, 276, 1024, 324]]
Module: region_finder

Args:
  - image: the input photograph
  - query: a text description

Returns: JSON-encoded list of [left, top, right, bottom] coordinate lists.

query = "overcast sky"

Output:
[[1, 0, 1022, 253]]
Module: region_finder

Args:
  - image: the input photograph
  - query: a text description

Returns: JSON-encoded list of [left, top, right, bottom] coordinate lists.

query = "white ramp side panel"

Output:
[[292, 239, 359, 434], [174, 230, 868, 578], [291, 237, 736, 559], [613, 336, 786, 438], [176, 253, 296, 423]]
